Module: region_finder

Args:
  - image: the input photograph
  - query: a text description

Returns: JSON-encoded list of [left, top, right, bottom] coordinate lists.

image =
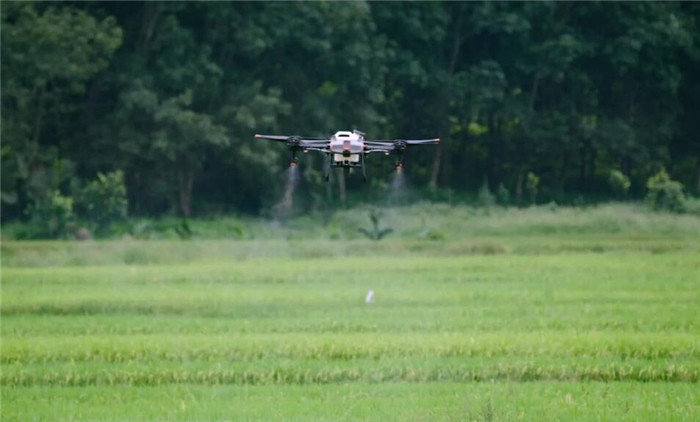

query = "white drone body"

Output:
[[254, 129, 439, 181], [329, 131, 364, 167]]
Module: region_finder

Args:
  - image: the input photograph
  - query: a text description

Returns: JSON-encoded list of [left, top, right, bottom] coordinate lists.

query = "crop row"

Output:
[[3, 333, 697, 364], [3, 363, 697, 386]]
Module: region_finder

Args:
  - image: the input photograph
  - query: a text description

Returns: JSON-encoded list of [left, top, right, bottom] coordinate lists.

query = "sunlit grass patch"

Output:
[[1, 237, 698, 420]]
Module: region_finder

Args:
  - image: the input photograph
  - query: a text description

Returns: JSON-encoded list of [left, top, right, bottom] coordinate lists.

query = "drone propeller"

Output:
[[405, 138, 440, 145], [255, 134, 329, 145], [365, 138, 439, 146], [364, 138, 439, 168], [255, 134, 331, 167]]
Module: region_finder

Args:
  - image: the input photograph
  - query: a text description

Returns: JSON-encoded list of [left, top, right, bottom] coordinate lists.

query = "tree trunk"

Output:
[[179, 171, 194, 217], [429, 147, 442, 190], [515, 170, 523, 207], [588, 145, 597, 184], [579, 139, 587, 189], [33, 85, 46, 143], [138, 3, 162, 57], [430, 8, 464, 189], [558, 152, 569, 196]]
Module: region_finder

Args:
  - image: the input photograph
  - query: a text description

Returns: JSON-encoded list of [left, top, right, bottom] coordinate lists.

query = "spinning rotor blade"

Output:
[[254, 134, 290, 141], [365, 138, 439, 146], [364, 138, 439, 154], [255, 134, 330, 146], [364, 141, 395, 146], [405, 138, 440, 145]]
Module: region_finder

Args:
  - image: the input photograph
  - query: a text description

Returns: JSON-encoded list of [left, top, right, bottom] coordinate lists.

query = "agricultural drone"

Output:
[[254, 130, 439, 180]]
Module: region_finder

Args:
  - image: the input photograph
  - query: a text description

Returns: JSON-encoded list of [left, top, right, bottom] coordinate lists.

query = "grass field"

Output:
[[2, 205, 699, 420]]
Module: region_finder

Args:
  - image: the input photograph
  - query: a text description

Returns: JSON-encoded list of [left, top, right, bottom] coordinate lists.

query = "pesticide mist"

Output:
[[274, 165, 300, 219], [386, 167, 409, 206]]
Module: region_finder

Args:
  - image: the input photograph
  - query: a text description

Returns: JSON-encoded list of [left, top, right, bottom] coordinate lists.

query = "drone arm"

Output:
[[254, 134, 330, 142], [299, 140, 330, 146], [364, 144, 395, 154], [302, 147, 330, 153]]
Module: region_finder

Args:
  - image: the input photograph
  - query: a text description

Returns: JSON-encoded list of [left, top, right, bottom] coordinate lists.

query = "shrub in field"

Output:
[[608, 170, 631, 199], [75, 171, 128, 235], [23, 190, 75, 238], [645, 168, 686, 213]]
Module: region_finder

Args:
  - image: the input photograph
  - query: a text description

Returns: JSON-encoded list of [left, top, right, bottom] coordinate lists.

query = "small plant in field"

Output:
[[358, 209, 393, 240], [645, 168, 686, 213], [174, 219, 194, 240], [417, 216, 446, 240], [525, 172, 539, 205], [481, 400, 496, 422], [608, 169, 631, 198]]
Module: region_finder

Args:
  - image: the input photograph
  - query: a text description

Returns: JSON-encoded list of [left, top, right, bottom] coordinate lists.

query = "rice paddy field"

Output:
[[2, 204, 699, 420]]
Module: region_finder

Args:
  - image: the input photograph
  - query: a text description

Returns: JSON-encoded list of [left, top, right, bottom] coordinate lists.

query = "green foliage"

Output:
[[682, 197, 700, 216], [75, 171, 127, 235], [5, 202, 700, 246], [496, 183, 511, 206], [645, 168, 686, 213], [174, 219, 194, 240], [608, 170, 631, 198], [23, 191, 74, 239], [525, 172, 539, 205], [358, 209, 394, 240], [1, 3, 122, 220], [2, 2, 700, 222], [477, 179, 496, 208], [419, 229, 447, 241]]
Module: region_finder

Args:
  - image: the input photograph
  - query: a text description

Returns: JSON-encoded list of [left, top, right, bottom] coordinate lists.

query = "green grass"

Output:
[[4, 202, 700, 244], [3, 205, 700, 420], [3, 383, 698, 421], [2, 244, 699, 420]]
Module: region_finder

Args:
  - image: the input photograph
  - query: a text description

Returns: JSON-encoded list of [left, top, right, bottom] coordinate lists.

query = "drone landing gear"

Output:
[[324, 155, 366, 182], [325, 155, 332, 181], [361, 155, 367, 182]]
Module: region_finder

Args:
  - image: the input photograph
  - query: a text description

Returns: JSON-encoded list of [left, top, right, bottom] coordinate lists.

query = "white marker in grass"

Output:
[[365, 289, 375, 304]]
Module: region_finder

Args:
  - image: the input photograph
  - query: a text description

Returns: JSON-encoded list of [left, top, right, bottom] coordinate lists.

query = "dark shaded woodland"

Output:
[[3, 2, 699, 219]]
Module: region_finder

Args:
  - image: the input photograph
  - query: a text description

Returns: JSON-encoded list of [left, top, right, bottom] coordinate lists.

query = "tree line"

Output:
[[2, 1, 699, 222]]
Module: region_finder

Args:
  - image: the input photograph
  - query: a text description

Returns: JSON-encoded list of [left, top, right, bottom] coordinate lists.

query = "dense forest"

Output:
[[2, 1, 700, 222]]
